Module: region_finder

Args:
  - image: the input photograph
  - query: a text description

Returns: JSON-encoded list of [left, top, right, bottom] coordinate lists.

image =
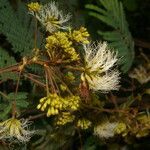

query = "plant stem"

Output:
[[45, 68, 50, 96], [29, 113, 46, 121], [75, 127, 83, 150], [12, 70, 22, 118], [34, 16, 38, 49], [24, 74, 46, 87], [64, 66, 84, 71], [0, 91, 9, 99]]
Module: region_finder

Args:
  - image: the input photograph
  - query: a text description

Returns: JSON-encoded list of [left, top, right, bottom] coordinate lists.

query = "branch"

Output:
[[134, 38, 150, 49], [28, 113, 46, 121], [24, 73, 46, 87]]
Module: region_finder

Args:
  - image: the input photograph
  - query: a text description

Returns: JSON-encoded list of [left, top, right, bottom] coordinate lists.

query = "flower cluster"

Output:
[[37, 93, 62, 116], [0, 118, 34, 142], [28, 2, 71, 33], [129, 65, 150, 84], [56, 112, 75, 125], [94, 121, 118, 139], [83, 42, 120, 92], [37, 94, 80, 117], [114, 122, 127, 136], [77, 119, 92, 129], [70, 27, 90, 44], [28, 2, 41, 13], [27, 0, 121, 136], [94, 116, 150, 139], [46, 31, 79, 61], [63, 95, 80, 111]]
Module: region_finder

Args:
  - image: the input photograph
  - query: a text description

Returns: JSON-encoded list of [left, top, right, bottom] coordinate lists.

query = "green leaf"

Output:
[[0, 47, 18, 81], [0, 0, 34, 56], [0, 104, 11, 120], [7, 92, 28, 100], [86, 0, 135, 72], [123, 0, 138, 11], [16, 99, 29, 108], [7, 92, 29, 108]]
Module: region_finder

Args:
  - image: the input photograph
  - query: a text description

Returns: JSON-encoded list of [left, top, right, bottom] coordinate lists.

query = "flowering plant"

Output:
[[0, 1, 149, 149]]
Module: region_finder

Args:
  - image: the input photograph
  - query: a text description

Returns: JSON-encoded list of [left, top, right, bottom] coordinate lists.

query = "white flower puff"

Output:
[[83, 42, 120, 92], [0, 118, 34, 142], [94, 121, 118, 139], [35, 2, 71, 33]]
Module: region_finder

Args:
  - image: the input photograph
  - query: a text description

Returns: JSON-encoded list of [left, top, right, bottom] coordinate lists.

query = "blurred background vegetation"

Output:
[[0, 0, 150, 149]]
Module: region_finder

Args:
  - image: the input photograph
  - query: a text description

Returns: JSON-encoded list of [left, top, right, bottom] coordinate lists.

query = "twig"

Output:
[[64, 65, 84, 71], [12, 70, 22, 118], [134, 38, 150, 49], [0, 64, 20, 74], [0, 91, 9, 99], [28, 113, 46, 121], [120, 87, 136, 92], [82, 103, 129, 114], [139, 49, 150, 63], [75, 127, 83, 150], [34, 16, 38, 49], [24, 74, 46, 87]]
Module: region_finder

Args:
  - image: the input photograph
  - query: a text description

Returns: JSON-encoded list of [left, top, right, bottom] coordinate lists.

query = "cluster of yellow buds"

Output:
[[46, 32, 70, 49], [46, 31, 79, 61], [114, 122, 127, 136], [63, 96, 80, 111], [37, 94, 63, 117], [56, 112, 75, 125], [114, 117, 150, 138], [70, 27, 90, 44], [37, 94, 80, 117], [27, 2, 41, 13], [77, 119, 92, 129]]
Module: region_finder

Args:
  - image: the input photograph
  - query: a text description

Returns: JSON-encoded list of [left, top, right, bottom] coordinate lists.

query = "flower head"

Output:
[[129, 65, 150, 84], [34, 2, 71, 33], [82, 42, 120, 92], [94, 121, 118, 139], [0, 118, 34, 142], [70, 27, 90, 44], [56, 112, 75, 125], [28, 2, 41, 13], [77, 119, 92, 129], [37, 94, 80, 117], [114, 122, 127, 135], [45, 31, 79, 61]]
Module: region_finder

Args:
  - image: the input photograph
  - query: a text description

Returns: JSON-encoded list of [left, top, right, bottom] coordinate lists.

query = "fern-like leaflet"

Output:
[[86, 0, 134, 72]]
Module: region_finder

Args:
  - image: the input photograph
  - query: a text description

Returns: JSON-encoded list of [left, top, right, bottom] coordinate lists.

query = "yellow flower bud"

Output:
[[51, 107, 55, 115], [40, 97, 46, 103], [37, 104, 41, 109], [71, 27, 89, 44], [47, 108, 52, 117], [77, 119, 91, 129], [114, 123, 126, 134], [28, 2, 41, 13], [54, 109, 59, 115]]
